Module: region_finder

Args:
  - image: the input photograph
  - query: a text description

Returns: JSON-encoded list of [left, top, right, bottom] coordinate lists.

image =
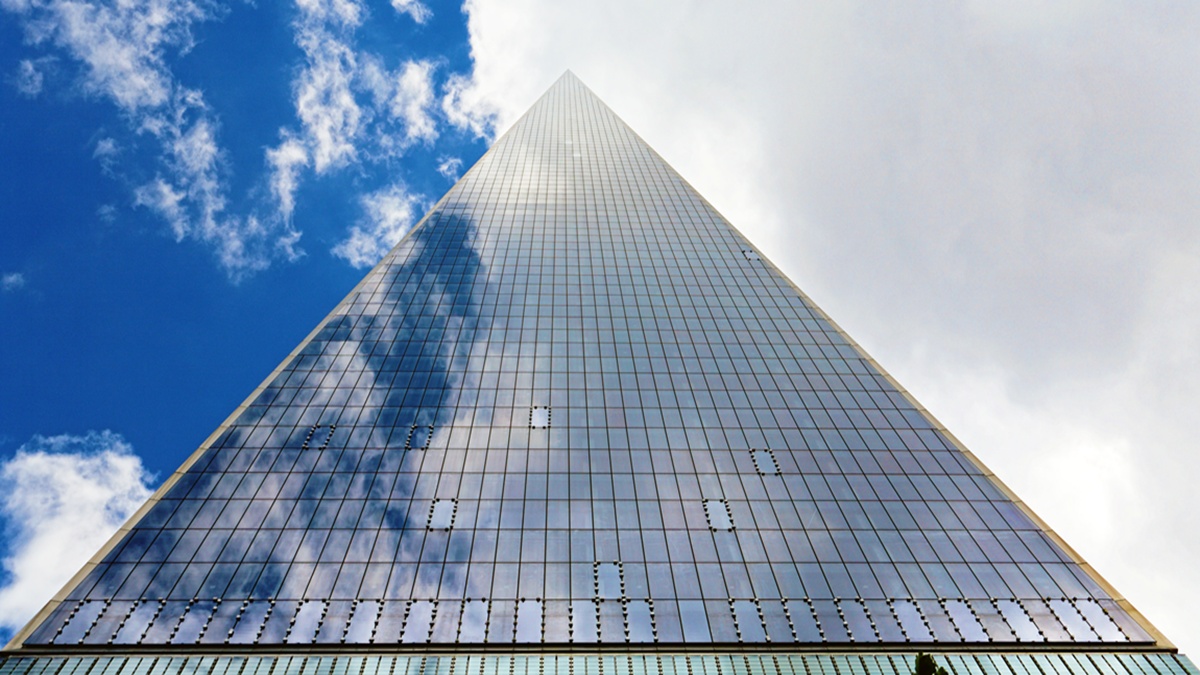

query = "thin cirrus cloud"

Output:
[[1, 272, 26, 292], [331, 182, 424, 268], [390, 0, 430, 25], [12, 58, 51, 96], [436, 156, 463, 181], [0, 431, 156, 640]]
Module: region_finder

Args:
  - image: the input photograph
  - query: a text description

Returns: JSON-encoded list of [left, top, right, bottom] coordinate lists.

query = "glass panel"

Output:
[[54, 601, 106, 645], [170, 601, 215, 644], [595, 563, 622, 598], [784, 600, 822, 642], [811, 600, 849, 642], [401, 601, 434, 643], [82, 601, 134, 645], [345, 601, 380, 643], [916, 600, 958, 642], [1075, 599, 1127, 642], [142, 601, 189, 643], [458, 600, 488, 643], [944, 599, 989, 641], [570, 601, 597, 642], [840, 600, 875, 642], [286, 600, 324, 644], [626, 601, 654, 643], [704, 500, 733, 531], [1051, 595, 1099, 638], [598, 600, 623, 642], [197, 600, 242, 645], [996, 600, 1043, 642], [1024, 599, 1072, 641], [892, 600, 933, 642], [750, 450, 779, 475], [113, 601, 161, 645], [316, 600, 353, 643], [228, 601, 271, 644], [430, 500, 456, 530], [864, 600, 905, 642], [678, 601, 709, 642], [514, 600, 542, 643], [374, 601, 405, 643], [731, 601, 764, 643], [543, 600, 571, 643]]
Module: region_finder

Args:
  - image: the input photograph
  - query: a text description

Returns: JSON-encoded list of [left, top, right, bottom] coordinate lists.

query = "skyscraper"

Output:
[[1, 71, 1191, 675]]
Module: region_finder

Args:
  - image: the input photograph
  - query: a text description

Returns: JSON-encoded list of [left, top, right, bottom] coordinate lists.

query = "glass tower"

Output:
[[2, 72, 1191, 675]]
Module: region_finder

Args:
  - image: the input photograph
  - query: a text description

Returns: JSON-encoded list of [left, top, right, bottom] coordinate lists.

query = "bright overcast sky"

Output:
[[2, 0, 1198, 655]]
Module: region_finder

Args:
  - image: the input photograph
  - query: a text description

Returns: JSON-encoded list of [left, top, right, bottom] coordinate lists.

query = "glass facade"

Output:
[[4, 72, 1181, 661], [2, 654, 1199, 675]]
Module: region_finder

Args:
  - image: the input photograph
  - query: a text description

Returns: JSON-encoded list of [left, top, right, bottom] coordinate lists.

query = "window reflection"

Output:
[[27, 70, 1143, 651]]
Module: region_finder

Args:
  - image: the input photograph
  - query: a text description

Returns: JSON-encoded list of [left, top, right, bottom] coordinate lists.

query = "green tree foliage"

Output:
[[914, 653, 949, 675]]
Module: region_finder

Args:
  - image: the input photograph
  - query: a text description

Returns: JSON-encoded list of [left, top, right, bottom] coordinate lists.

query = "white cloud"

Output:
[[1, 273, 26, 292], [23, 0, 202, 113], [452, 0, 1200, 654], [0, 431, 155, 635], [2, 0, 301, 279], [13, 58, 46, 96], [265, 1, 444, 234], [93, 136, 119, 174], [260, 1, 364, 224], [266, 134, 309, 222], [292, 26, 362, 173], [390, 0, 430, 25], [358, 56, 438, 153], [133, 177, 187, 238], [440, 71, 499, 140], [332, 182, 422, 268], [436, 155, 462, 181], [295, 0, 362, 28], [391, 60, 437, 143], [143, 112, 298, 277], [92, 136, 118, 157]]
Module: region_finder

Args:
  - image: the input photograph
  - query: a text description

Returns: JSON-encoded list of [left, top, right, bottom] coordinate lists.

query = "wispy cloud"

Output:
[[5, 0, 468, 277], [2, 0, 300, 279], [331, 182, 422, 268], [264, 0, 362, 217], [293, 22, 362, 173], [265, 134, 309, 223], [1, 273, 26, 293], [265, 0, 442, 230], [11, 58, 50, 96], [390, 0, 430, 25], [0, 431, 155, 637], [436, 155, 462, 181], [92, 136, 119, 174]]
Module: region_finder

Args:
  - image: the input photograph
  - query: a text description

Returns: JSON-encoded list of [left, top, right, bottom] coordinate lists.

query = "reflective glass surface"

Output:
[[2, 654, 1197, 675], [17, 73, 1156, 647]]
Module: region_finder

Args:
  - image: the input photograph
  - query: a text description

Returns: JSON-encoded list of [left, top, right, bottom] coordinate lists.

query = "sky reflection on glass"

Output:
[[20, 73, 1152, 647]]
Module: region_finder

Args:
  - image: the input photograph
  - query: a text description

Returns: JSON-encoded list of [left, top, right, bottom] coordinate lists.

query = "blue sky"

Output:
[[0, 0, 491, 476], [3, 0, 1200, 657]]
